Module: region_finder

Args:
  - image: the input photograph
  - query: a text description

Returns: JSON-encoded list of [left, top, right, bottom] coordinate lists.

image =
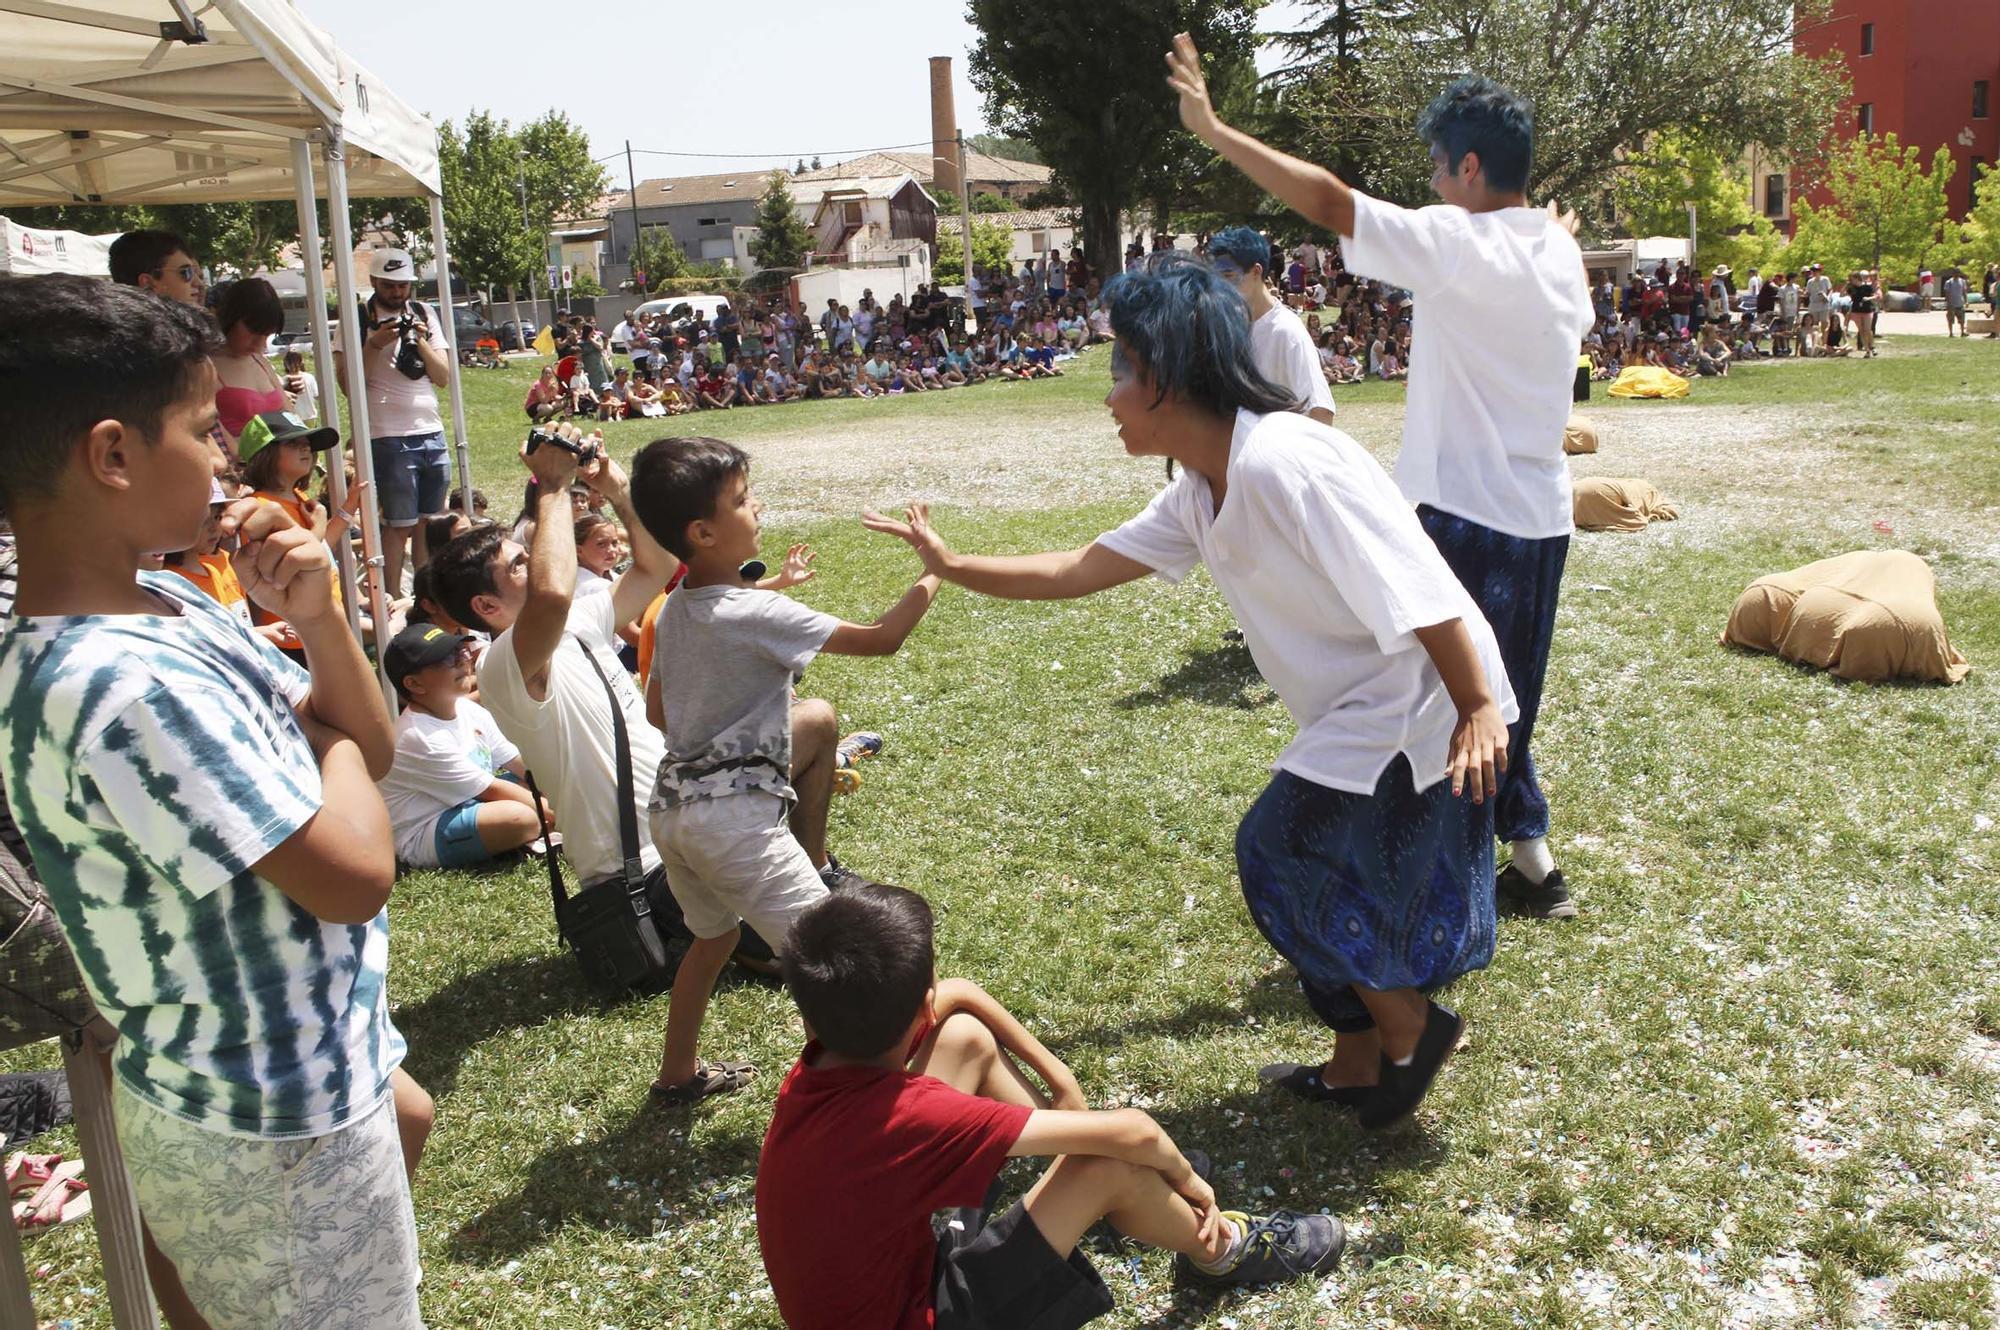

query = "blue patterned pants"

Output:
[[1417, 506, 1570, 844], [1236, 759, 1495, 1033]]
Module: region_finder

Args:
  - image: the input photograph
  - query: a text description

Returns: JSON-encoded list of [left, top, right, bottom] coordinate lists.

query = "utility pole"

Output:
[[519, 171, 538, 335], [956, 128, 974, 333], [625, 139, 644, 299]]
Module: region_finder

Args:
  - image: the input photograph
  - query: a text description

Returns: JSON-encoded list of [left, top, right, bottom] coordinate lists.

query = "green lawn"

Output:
[[8, 340, 2000, 1329]]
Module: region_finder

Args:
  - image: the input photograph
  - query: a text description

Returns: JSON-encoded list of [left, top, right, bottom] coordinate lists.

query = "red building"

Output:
[[1794, 0, 2000, 218]]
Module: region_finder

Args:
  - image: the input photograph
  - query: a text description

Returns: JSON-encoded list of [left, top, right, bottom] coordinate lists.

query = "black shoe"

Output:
[[1178, 1209, 1345, 1286], [1496, 863, 1577, 919], [1358, 1001, 1464, 1131], [818, 853, 873, 892], [1260, 1061, 1372, 1110]]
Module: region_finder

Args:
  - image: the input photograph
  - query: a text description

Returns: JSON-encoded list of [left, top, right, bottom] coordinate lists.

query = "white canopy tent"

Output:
[[0, 0, 478, 705]]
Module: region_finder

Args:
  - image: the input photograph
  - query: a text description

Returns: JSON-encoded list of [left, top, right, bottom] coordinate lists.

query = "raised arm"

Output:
[[1166, 32, 1356, 238], [862, 502, 1150, 601], [511, 429, 587, 701], [584, 448, 678, 628]]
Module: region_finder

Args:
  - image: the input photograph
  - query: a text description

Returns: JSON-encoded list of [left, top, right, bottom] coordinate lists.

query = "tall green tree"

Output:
[[748, 172, 813, 271], [966, 133, 1043, 166], [1614, 130, 1784, 275], [968, 0, 1262, 272], [517, 111, 608, 238], [1956, 162, 2000, 271], [932, 218, 1016, 285], [436, 113, 541, 300], [1790, 133, 1955, 282], [1269, 0, 1846, 210], [630, 226, 689, 291]]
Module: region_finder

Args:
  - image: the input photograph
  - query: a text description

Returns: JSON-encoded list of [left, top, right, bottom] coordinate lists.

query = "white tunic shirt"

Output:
[[1097, 409, 1517, 795], [1344, 192, 1592, 540], [1250, 304, 1336, 417]]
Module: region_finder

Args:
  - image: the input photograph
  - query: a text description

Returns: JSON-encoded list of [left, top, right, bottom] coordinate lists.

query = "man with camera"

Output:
[[333, 248, 453, 597]]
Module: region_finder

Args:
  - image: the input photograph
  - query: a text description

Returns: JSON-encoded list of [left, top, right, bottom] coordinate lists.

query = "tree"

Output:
[[969, 0, 1262, 272], [971, 191, 1014, 214], [436, 113, 542, 301], [631, 226, 689, 291], [518, 111, 608, 238], [1957, 162, 2000, 271], [748, 172, 813, 271], [1270, 0, 1847, 211], [933, 218, 1015, 285], [966, 133, 1043, 166], [1614, 131, 1785, 275], [1789, 134, 1955, 282]]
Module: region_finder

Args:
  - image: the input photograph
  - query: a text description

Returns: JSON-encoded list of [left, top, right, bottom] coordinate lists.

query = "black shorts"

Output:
[[932, 1198, 1112, 1330]]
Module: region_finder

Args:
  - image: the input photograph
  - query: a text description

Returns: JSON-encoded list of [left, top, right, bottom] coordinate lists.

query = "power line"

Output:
[[600, 137, 949, 164]]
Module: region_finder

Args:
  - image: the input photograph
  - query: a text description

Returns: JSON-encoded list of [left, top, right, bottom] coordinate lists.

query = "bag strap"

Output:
[[523, 768, 566, 918], [570, 631, 650, 900]]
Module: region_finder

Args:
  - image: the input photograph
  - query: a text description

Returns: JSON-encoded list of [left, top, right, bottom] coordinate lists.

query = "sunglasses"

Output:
[[156, 262, 199, 283]]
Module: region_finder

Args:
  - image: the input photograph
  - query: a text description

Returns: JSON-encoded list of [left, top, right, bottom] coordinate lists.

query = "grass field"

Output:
[[7, 337, 2000, 1329]]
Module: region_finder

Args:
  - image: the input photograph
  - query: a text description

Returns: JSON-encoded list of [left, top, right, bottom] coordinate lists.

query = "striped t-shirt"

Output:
[[0, 571, 404, 1139]]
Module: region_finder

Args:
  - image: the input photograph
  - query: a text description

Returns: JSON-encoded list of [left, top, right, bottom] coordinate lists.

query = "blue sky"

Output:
[[295, 0, 1317, 183]]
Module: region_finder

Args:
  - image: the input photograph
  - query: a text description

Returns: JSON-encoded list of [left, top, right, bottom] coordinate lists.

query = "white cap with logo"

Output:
[[368, 248, 417, 282]]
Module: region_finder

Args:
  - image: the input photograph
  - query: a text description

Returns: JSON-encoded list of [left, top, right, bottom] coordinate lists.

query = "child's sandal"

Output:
[[648, 1060, 756, 1106], [4, 1152, 63, 1198], [12, 1162, 88, 1233]]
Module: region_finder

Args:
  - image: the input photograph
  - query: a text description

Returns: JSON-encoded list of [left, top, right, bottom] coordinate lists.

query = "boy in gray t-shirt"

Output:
[[630, 436, 942, 1104]]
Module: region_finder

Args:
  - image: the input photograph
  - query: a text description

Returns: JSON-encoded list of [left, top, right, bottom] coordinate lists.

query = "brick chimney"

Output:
[[929, 56, 963, 198]]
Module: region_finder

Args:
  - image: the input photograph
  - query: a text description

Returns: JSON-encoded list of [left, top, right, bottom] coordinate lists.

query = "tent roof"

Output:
[[0, 0, 440, 205]]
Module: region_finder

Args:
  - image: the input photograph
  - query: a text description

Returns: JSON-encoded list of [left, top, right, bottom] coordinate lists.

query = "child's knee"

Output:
[[793, 697, 837, 745]]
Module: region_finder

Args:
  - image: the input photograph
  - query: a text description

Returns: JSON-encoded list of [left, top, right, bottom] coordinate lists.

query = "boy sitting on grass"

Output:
[[0, 275, 418, 1326], [377, 622, 549, 868], [757, 885, 1345, 1330], [627, 437, 942, 1103]]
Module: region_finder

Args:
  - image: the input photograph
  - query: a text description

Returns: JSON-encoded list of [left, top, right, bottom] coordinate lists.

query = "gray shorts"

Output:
[[650, 791, 827, 945], [116, 1082, 423, 1330]]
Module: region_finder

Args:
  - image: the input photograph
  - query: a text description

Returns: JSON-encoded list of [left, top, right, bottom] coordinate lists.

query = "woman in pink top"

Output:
[[209, 278, 293, 445]]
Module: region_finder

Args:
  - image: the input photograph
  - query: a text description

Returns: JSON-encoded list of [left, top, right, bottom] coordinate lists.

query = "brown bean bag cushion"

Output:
[[1563, 414, 1598, 455], [1573, 477, 1679, 532], [1722, 550, 1970, 684]]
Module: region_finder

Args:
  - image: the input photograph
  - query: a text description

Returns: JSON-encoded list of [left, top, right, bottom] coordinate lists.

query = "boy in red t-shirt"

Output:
[[756, 885, 1345, 1330]]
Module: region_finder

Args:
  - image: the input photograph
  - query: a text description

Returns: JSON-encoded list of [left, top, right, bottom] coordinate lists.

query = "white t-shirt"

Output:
[[1250, 304, 1336, 418], [379, 700, 520, 865], [1097, 409, 1517, 794], [332, 297, 445, 438], [478, 591, 663, 887], [1806, 275, 1832, 312], [289, 369, 320, 425], [1344, 192, 1592, 540]]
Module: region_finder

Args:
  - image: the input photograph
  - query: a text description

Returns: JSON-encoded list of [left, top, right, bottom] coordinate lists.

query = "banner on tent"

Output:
[[0, 219, 114, 277]]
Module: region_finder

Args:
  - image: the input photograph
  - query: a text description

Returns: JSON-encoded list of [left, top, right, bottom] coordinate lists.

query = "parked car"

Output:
[[632, 293, 732, 327], [496, 319, 536, 352], [452, 307, 498, 346]]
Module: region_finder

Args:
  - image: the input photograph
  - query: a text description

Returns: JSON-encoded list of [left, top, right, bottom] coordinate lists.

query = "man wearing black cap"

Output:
[[377, 622, 548, 869]]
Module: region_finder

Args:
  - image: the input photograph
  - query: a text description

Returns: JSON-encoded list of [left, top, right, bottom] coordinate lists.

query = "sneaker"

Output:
[[1496, 864, 1577, 919], [1178, 1209, 1345, 1286], [817, 853, 873, 892], [1357, 1001, 1464, 1131], [834, 731, 884, 769]]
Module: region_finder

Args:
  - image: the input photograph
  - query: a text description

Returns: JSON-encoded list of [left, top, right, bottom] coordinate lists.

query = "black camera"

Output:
[[526, 427, 601, 464], [368, 296, 430, 381]]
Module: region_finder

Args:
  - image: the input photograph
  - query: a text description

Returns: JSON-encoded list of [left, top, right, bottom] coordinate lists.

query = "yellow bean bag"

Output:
[[1573, 477, 1679, 532], [1722, 550, 1969, 684], [1563, 414, 1598, 455], [1608, 365, 1690, 399]]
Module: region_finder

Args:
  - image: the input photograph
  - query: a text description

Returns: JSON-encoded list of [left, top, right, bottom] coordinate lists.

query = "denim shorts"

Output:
[[371, 431, 449, 527]]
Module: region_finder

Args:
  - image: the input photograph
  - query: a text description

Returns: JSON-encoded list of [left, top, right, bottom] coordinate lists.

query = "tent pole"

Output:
[[428, 193, 474, 519], [323, 127, 399, 710], [292, 135, 364, 643]]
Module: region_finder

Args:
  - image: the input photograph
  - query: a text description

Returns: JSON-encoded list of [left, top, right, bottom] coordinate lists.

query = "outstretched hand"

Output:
[[860, 502, 952, 577], [1164, 32, 1221, 138], [770, 543, 817, 590], [1544, 198, 1581, 238]]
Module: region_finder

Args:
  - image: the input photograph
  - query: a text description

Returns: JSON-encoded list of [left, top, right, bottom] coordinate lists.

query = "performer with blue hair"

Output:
[[1206, 225, 1336, 425], [865, 255, 1517, 1129], [1169, 33, 1595, 921]]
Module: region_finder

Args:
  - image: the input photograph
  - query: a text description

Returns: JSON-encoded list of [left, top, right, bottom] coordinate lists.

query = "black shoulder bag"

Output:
[[527, 634, 682, 993]]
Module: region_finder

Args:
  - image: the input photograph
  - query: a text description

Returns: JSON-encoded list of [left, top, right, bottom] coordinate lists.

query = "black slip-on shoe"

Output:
[[1358, 1001, 1464, 1130], [1496, 863, 1578, 919]]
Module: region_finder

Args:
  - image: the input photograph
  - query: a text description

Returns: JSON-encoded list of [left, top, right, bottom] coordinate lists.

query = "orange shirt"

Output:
[[252, 491, 343, 617], [166, 554, 254, 629], [634, 564, 688, 686]]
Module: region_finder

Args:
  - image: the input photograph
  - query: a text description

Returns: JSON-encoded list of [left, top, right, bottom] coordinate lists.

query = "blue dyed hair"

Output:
[[1103, 253, 1301, 420], [1206, 226, 1273, 276], [1416, 76, 1534, 194]]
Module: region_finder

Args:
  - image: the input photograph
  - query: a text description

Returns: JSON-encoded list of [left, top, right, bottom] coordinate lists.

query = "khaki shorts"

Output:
[[650, 791, 828, 947], [116, 1082, 423, 1330]]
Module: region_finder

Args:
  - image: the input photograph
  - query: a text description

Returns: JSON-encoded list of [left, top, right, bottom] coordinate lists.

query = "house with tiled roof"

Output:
[[796, 149, 1051, 202]]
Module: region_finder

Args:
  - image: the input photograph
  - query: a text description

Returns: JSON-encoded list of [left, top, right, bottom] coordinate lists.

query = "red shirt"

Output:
[[756, 1044, 1032, 1330]]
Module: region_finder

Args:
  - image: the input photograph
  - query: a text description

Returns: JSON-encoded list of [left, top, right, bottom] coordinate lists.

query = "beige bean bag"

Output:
[[1572, 477, 1679, 532], [1722, 550, 1970, 684], [1563, 414, 1598, 455]]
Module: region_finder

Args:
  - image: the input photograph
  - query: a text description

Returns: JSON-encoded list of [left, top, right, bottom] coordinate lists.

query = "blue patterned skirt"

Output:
[[1234, 757, 1495, 1032]]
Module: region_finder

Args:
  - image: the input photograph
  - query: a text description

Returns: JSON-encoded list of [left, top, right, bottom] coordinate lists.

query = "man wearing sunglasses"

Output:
[[108, 230, 206, 307]]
